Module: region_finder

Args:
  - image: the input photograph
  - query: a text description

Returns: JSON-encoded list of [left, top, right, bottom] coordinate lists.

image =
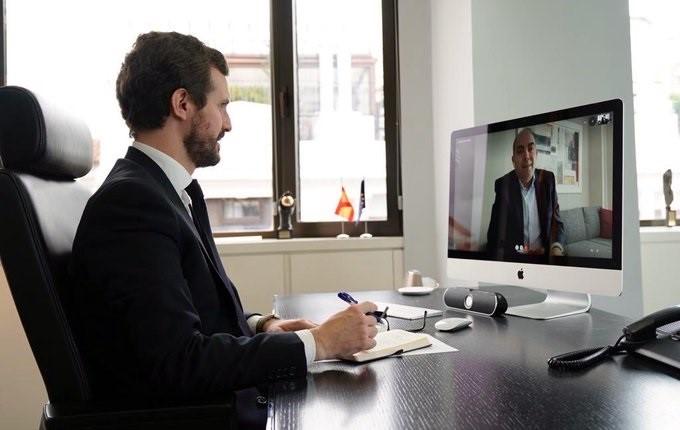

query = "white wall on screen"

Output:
[[587, 122, 615, 209], [470, 140, 487, 247], [449, 138, 487, 249]]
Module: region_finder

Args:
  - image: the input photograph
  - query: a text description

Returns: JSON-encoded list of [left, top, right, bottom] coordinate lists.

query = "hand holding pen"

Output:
[[308, 294, 379, 360], [338, 292, 385, 322]]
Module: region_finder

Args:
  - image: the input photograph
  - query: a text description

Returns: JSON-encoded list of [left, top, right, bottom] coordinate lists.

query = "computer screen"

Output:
[[447, 99, 623, 319]]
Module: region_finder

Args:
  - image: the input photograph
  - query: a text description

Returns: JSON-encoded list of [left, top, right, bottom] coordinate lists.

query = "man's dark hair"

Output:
[[116, 31, 229, 137]]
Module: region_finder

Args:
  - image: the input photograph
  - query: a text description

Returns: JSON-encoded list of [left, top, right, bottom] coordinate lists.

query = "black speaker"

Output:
[[443, 287, 508, 317]]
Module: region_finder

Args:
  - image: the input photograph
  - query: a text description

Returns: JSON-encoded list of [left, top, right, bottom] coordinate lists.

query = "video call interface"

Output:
[[449, 111, 617, 266]]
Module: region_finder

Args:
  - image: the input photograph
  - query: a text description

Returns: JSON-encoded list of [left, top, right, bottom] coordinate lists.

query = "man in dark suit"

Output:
[[487, 128, 565, 259], [70, 32, 378, 423]]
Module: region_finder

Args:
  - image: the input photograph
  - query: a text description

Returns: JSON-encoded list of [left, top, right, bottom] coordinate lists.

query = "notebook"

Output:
[[348, 329, 432, 362], [373, 302, 443, 320]]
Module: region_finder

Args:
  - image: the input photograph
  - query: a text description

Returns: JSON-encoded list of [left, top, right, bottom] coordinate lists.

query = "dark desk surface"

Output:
[[268, 288, 680, 429]]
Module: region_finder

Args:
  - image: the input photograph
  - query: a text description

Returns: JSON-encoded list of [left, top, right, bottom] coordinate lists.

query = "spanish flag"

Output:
[[334, 186, 355, 221]]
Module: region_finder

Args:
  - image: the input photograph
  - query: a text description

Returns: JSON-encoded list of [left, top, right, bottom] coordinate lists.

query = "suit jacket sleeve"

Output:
[[74, 179, 306, 398], [487, 178, 503, 257]]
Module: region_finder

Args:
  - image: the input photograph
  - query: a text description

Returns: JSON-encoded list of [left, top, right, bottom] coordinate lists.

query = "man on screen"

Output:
[[487, 128, 565, 258]]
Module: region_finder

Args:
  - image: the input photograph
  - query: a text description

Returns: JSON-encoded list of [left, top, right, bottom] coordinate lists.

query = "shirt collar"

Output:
[[132, 141, 192, 197], [517, 171, 536, 191]]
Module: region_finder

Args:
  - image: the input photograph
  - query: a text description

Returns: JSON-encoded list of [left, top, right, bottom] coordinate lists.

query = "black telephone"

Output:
[[548, 305, 680, 370]]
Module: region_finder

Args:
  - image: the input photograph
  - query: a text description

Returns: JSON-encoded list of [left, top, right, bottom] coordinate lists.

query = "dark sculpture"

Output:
[[663, 169, 673, 208], [664, 169, 676, 226], [278, 191, 295, 239]]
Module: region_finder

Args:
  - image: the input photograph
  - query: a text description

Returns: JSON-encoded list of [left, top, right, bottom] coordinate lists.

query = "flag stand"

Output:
[[359, 222, 372, 238], [336, 221, 350, 239]]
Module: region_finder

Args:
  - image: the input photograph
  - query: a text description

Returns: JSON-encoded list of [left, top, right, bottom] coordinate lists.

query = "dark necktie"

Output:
[[185, 180, 251, 335], [185, 180, 219, 265]]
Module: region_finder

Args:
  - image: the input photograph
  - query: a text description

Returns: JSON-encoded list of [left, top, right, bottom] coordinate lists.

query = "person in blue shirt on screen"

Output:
[[487, 127, 565, 259]]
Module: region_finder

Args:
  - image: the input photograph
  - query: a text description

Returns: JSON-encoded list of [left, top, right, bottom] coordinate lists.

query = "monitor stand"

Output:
[[505, 290, 591, 320]]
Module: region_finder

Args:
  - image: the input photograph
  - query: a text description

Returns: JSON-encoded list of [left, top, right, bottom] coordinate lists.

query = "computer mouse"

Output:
[[434, 317, 472, 332]]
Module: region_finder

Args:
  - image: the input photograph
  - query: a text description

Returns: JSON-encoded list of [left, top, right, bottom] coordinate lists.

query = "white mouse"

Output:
[[434, 317, 472, 332]]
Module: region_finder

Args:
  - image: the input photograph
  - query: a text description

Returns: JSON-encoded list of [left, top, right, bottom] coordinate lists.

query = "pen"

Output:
[[337, 291, 383, 322], [337, 291, 358, 305]]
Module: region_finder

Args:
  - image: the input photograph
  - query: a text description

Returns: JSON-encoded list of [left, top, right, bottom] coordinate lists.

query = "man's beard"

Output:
[[184, 116, 223, 168]]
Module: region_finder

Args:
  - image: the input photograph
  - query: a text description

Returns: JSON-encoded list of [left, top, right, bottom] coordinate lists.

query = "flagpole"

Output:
[[337, 221, 350, 239], [357, 178, 371, 238], [360, 221, 372, 238]]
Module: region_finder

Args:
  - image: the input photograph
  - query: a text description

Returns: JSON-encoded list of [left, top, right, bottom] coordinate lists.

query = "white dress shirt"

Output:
[[132, 141, 316, 364], [518, 174, 542, 252]]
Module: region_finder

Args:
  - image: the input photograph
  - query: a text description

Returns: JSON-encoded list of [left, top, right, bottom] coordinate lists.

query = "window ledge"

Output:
[[640, 226, 680, 243], [215, 236, 404, 255]]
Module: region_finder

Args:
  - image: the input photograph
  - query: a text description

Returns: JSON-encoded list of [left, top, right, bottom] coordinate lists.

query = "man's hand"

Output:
[[309, 302, 379, 361], [263, 318, 318, 333]]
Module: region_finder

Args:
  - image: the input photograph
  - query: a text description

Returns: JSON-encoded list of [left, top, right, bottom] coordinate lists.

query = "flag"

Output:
[[334, 186, 355, 221], [356, 179, 366, 225]]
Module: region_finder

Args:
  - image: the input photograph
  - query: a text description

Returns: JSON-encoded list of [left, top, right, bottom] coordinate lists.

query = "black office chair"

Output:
[[0, 86, 233, 429]]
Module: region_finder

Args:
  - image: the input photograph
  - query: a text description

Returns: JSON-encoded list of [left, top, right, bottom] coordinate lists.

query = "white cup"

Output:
[[422, 277, 440, 289]]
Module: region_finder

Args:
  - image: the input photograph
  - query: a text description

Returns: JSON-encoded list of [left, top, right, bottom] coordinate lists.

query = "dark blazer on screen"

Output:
[[71, 147, 306, 400], [486, 168, 565, 259]]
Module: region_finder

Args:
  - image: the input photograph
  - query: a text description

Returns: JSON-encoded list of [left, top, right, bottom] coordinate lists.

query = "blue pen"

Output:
[[337, 291, 358, 305], [337, 291, 383, 321]]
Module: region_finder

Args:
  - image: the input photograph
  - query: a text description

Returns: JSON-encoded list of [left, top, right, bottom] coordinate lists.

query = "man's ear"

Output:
[[169, 88, 194, 121]]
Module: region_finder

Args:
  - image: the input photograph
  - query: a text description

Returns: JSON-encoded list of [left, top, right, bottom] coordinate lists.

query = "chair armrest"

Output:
[[41, 398, 234, 430]]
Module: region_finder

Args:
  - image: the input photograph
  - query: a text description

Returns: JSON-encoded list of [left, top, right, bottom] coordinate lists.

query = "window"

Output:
[[2, 0, 401, 238], [630, 0, 680, 224], [295, 0, 388, 223]]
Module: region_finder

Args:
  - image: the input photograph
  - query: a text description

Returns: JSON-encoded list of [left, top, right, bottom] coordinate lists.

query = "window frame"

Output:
[[629, 2, 680, 227], [269, 0, 402, 238], [0, 0, 402, 238]]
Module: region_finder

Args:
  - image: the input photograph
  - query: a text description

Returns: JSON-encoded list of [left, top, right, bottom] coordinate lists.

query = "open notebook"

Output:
[[348, 329, 432, 362]]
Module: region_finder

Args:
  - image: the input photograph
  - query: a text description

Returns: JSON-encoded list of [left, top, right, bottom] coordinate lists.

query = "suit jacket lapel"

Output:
[[185, 180, 250, 334], [125, 148, 210, 250], [124, 148, 230, 289], [185, 180, 230, 282], [124, 148, 250, 334], [510, 174, 524, 239]]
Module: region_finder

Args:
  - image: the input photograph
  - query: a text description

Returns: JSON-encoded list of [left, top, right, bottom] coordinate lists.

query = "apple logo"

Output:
[[517, 269, 524, 280]]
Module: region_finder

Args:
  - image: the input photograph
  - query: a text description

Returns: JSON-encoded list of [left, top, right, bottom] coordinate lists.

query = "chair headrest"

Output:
[[0, 86, 93, 179]]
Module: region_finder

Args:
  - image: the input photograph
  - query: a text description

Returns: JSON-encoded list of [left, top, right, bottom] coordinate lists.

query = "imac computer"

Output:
[[447, 99, 623, 319]]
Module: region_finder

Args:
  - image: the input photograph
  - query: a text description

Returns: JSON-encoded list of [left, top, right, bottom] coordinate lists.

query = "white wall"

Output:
[[469, 0, 641, 318], [402, 0, 643, 318], [398, 0, 475, 282], [640, 229, 680, 314], [0, 266, 46, 430], [398, 0, 438, 280], [432, 0, 475, 273]]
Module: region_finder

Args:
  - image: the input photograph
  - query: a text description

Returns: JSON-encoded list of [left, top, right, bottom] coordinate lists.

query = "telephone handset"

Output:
[[548, 305, 680, 370], [622, 305, 680, 342]]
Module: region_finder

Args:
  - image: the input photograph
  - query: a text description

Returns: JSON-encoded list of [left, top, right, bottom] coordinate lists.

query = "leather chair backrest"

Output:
[[0, 86, 94, 402]]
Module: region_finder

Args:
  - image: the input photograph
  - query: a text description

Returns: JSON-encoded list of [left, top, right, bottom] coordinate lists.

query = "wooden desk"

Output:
[[268, 288, 680, 429]]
